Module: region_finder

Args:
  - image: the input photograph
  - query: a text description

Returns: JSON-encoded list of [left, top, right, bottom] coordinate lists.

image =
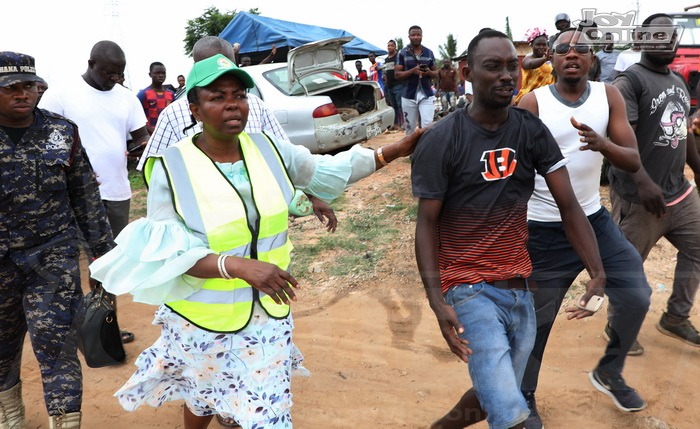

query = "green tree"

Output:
[[438, 34, 458, 62], [505, 17, 513, 41], [396, 37, 404, 50], [183, 7, 260, 57]]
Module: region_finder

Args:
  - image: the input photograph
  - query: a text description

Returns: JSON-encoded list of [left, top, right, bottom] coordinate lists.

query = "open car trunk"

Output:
[[326, 85, 378, 120]]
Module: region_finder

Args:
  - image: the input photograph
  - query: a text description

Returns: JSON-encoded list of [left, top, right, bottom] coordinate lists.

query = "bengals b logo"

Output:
[[481, 148, 517, 181]]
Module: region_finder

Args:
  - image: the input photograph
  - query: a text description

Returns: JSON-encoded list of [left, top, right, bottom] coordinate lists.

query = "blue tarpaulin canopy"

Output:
[[219, 12, 387, 64]]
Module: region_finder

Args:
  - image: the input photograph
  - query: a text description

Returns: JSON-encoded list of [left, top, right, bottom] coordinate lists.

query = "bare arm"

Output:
[[517, 92, 539, 116], [309, 195, 337, 232], [394, 62, 420, 80], [372, 126, 429, 169], [259, 44, 277, 65], [415, 198, 472, 362], [686, 131, 700, 177], [521, 51, 550, 70], [130, 125, 150, 146], [567, 85, 640, 173], [519, 85, 640, 173], [544, 167, 607, 319], [126, 125, 150, 159], [623, 121, 667, 218]]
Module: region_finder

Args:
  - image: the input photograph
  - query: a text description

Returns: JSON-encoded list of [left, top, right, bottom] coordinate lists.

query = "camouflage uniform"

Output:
[[0, 108, 114, 414]]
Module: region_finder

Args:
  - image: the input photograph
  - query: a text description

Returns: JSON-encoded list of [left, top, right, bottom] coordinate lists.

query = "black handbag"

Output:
[[78, 284, 126, 368]]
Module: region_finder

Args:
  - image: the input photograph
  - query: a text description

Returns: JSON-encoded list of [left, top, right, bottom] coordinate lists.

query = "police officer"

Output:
[[0, 51, 114, 428]]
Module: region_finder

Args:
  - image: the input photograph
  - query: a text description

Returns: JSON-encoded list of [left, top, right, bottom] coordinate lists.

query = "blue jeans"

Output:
[[445, 282, 535, 429], [440, 91, 456, 111], [385, 84, 403, 126], [521, 207, 651, 394]]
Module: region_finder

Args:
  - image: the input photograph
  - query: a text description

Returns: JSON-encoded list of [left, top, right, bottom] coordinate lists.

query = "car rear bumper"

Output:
[[310, 107, 395, 153]]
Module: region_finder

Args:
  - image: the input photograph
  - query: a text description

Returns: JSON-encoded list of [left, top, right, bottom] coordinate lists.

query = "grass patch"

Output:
[[290, 202, 403, 280], [128, 168, 145, 189], [128, 169, 147, 219]]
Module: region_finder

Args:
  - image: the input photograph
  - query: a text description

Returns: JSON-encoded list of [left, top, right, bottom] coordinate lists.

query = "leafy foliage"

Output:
[[183, 7, 260, 57], [438, 34, 458, 62], [505, 17, 513, 40], [396, 37, 404, 50]]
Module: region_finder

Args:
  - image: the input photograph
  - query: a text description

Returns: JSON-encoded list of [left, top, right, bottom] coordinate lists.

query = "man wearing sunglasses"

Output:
[[516, 28, 651, 428], [611, 14, 700, 349]]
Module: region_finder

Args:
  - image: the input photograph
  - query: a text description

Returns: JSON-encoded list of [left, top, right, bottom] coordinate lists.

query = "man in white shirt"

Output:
[[612, 27, 642, 79], [40, 40, 149, 345]]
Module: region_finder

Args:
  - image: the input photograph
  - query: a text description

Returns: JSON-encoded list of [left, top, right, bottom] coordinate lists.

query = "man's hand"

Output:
[[571, 116, 609, 153], [690, 111, 700, 133], [431, 301, 472, 362], [636, 179, 666, 218], [565, 276, 605, 320], [393, 125, 429, 158], [309, 195, 337, 232]]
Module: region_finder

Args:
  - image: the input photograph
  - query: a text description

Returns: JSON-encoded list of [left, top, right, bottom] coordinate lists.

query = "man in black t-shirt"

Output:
[[382, 39, 403, 130], [412, 30, 606, 429], [612, 13, 700, 348]]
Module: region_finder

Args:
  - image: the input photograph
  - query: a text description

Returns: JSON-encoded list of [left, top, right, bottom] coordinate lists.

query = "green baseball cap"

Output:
[[186, 54, 254, 96]]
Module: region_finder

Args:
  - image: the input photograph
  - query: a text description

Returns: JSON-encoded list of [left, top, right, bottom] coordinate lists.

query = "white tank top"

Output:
[[528, 81, 609, 222]]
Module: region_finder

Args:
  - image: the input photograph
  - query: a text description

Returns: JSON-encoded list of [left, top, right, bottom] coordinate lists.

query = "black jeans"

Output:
[[521, 207, 651, 393]]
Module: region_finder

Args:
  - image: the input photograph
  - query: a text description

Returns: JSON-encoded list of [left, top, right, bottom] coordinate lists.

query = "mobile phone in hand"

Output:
[[576, 294, 604, 312]]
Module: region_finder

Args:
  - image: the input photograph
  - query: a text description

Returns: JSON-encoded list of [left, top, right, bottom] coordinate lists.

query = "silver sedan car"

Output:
[[244, 37, 395, 153]]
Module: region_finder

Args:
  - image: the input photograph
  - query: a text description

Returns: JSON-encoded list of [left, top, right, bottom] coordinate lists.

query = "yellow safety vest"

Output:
[[144, 133, 295, 332]]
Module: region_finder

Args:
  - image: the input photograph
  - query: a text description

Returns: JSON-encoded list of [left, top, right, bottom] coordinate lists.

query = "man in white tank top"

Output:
[[516, 28, 652, 428]]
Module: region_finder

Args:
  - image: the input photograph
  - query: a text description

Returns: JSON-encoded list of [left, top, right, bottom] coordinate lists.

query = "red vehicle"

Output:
[[670, 8, 700, 110]]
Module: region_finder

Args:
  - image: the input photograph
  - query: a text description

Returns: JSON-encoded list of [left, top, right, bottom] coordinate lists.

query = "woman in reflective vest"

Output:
[[90, 54, 426, 429], [143, 130, 297, 332]]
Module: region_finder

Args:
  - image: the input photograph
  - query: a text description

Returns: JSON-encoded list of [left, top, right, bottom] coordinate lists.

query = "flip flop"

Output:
[[216, 415, 241, 428], [120, 330, 135, 344]]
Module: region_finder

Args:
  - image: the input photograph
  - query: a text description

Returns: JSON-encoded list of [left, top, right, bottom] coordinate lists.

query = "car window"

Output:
[[247, 84, 262, 99], [263, 68, 348, 96], [673, 15, 700, 46]]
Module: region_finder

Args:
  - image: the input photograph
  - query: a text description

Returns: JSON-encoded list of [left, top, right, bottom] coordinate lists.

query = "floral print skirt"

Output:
[[115, 303, 306, 428]]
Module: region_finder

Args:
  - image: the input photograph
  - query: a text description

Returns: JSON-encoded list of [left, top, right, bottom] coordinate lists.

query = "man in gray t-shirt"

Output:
[[610, 13, 700, 348]]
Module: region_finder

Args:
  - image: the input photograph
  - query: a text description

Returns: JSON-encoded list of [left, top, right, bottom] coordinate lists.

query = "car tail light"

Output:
[[312, 103, 339, 118]]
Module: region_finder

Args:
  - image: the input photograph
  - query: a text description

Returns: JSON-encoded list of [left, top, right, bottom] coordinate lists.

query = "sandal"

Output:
[[120, 330, 135, 344], [216, 415, 241, 428]]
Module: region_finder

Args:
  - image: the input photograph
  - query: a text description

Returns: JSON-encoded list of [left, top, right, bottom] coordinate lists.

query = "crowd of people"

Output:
[[1, 11, 698, 429], [414, 12, 700, 429]]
